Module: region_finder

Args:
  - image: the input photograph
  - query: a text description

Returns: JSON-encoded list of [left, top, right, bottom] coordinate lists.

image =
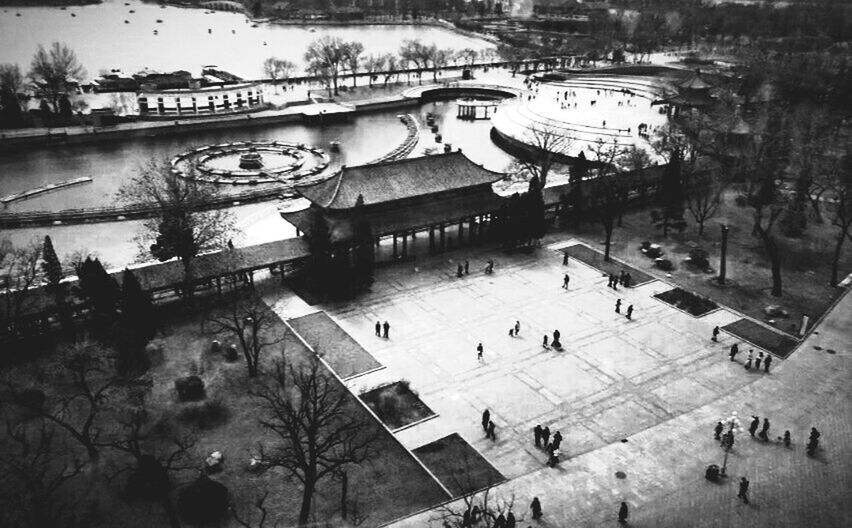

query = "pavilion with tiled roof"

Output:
[[655, 70, 716, 115], [281, 151, 506, 259]]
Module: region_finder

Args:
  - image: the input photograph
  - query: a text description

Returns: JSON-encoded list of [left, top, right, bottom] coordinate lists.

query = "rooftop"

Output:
[[295, 152, 504, 210]]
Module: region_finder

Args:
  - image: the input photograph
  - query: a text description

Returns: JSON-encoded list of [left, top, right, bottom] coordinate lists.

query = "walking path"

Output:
[[264, 233, 850, 527]]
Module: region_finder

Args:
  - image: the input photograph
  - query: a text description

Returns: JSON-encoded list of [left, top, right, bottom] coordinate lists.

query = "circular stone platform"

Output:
[[491, 73, 671, 162], [170, 141, 332, 185]]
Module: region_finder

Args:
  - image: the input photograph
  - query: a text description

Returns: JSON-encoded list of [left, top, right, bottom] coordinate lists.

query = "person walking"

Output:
[[764, 354, 773, 373], [759, 418, 770, 441], [375, 321, 381, 337], [552, 430, 563, 450], [530, 497, 542, 520], [514, 321, 521, 336], [783, 430, 791, 447], [807, 427, 820, 455], [477, 342, 484, 362], [457, 263, 464, 278], [542, 334, 549, 349], [563, 273, 570, 288], [611, 274, 619, 290], [712, 326, 720, 342], [482, 409, 491, 432], [737, 477, 750, 504], [618, 502, 629, 524], [755, 351, 764, 370], [729, 343, 739, 361], [382, 321, 390, 339], [534, 425, 542, 448], [563, 252, 569, 265], [749, 416, 759, 437], [714, 421, 724, 440], [487, 420, 496, 441], [615, 299, 622, 313], [547, 446, 560, 467], [626, 305, 634, 320], [541, 426, 551, 448], [464, 260, 470, 275], [745, 349, 753, 370]]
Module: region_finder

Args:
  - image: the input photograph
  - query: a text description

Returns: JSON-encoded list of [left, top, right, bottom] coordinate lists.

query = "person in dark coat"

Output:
[[530, 497, 542, 519], [487, 420, 496, 441], [541, 426, 551, 448], [755, 351, 764, 370], [626, 305, 633, 320], [563, 252, 569, 265], [615, 299, 622, 313], [464, 260, 469, 274], [764, 354, 772, 373], [737, 477, 750, 503], [783, 430, 791, 447], [375, 321, 381, 337], [624, 272, 631, 287], [382, 321, 390, 339], [457, 263, 464, 277], [714, 421, 724, 440], [563, 273, 570, 288], [759, 418, 770, 441], [534, 425, 542, 447], [482, 409, 491, 431], [729, 343, 739, 361], [552, 430, 563, 449], [618, 502, 629, 523], [749, 416, 759, 437], [712, 326, 720, 342]]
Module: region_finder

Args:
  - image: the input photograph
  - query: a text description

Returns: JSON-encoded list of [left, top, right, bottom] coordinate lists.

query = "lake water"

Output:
[[0, 0, 495, 79]]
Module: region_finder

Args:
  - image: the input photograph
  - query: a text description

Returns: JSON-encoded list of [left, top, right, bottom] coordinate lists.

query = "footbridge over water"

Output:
[[199, 1, 249, 15]]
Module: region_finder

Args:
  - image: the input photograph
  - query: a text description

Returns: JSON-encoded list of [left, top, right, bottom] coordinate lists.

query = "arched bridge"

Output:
[[200, 1, 249, 15]]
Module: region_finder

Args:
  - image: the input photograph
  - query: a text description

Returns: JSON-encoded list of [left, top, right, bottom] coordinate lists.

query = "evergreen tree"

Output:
[[115, 268, 154, 376], [76, 256, 119, 336], [42, 235, 73, 335], [568, 152, 588, 228], [526, 176, 547, 243], [656, 150, 686, 237]]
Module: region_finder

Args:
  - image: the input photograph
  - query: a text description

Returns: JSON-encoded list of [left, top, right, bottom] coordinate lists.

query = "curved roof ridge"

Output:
[[324, 169, 347, 208]]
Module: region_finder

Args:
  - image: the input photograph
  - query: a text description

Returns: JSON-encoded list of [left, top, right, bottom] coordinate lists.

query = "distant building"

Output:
[[137, 83, 265, 116]]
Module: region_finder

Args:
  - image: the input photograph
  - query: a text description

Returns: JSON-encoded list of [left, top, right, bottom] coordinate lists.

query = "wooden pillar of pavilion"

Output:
[[401, 232, 408, 258], [429, 227, 435, 253], [392, 234, 398, 258], [458, 219, 464, 244], [469, 216, 477, 244], [439, 223, 446, 251]]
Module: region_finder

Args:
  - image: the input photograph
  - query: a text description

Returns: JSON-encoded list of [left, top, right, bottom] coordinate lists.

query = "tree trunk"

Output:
[[830, 229, 847, 287], [298, 477, 316, 526], [758, 229, 783, 297], [603, 220, 614, 262], [697, 220, 705, 237]]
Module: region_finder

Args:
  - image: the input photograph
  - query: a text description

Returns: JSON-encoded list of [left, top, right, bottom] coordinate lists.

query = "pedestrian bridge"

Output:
[[199, 1, 249, 15]]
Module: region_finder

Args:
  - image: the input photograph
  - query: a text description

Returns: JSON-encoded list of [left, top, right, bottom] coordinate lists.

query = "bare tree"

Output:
[[0, 421, 87, 528], [304, 36, 349, 96], [5, 343, 118, 461], [28, 42, 85, 113], [431, 47, 454, 81], [262, 57, 296, 94], [432, 453, 515, 527], [733, 109, 792, 297], [381, 53, 399, 86], [0, 238, 42, 331], [344, 41, 365, 88], [589, 139, 634, 262], [251, 357, 379, 526], [362, 54, 385, 87], [517, 123, 571, 188], [203, 293, 284, 378], [684, 165, 723, 237], [828, 152, 852, 287], [116, 160, 234, 301]]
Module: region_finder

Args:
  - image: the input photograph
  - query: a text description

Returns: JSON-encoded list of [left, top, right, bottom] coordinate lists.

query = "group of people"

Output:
[[607, 270, 632, 289], [713, 416, 821, 453], [533, 424, 563, 467], [614, 299, 635, 320], [727, 343, 773, 374], [374, 320, 390, 339], [481, 409, 497, 441]]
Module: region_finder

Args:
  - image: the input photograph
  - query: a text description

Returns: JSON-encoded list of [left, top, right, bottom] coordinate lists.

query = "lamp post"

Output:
[[718, 224, 729, 285], [719, 411, 743, 477]]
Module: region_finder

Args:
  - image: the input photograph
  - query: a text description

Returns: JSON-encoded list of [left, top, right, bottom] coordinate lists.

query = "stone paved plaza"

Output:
[[265, 235, 851, 527]]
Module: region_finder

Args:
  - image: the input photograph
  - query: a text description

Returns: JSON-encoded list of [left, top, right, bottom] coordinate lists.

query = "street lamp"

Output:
[[719, 410, 743, 477]]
